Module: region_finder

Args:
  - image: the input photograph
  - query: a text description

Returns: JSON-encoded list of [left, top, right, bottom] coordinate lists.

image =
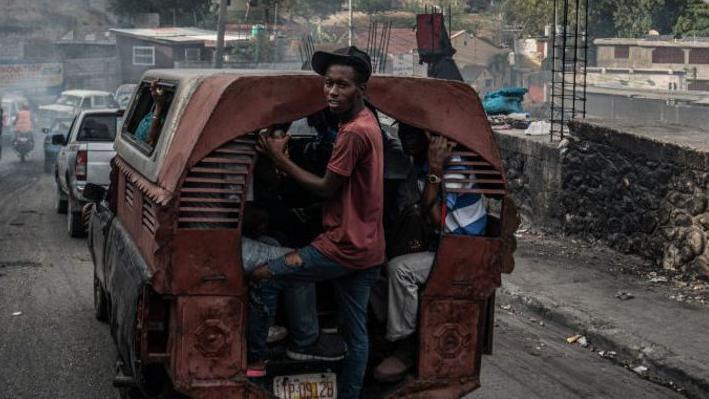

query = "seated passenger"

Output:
[[373, 127, 487, 383], [241, 203, 319, 347], [134, 81, 167, 147]]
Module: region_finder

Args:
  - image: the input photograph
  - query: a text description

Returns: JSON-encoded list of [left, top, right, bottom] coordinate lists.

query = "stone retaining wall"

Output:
[[495, 130, 562, 231], [495, 121, 709, 278]]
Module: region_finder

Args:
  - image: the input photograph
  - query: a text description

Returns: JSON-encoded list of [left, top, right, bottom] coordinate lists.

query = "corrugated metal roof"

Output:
[[109, 27, 249, 44]]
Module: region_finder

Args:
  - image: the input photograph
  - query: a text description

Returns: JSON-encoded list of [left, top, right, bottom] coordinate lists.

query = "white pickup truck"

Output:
[[39, 90, 117, 130], [53, 109, 122, 237]]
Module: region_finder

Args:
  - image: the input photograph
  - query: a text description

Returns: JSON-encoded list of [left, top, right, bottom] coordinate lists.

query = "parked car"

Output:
[[114, 83, 137, 109], [39, 90, 117, 130], [54, 108, 121, 237], [85, 70, 519, 398], [42, 117, 73, 173]]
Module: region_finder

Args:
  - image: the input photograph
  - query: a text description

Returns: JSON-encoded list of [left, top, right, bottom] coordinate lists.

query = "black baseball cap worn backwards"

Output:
[[312, 46, 373, 82]]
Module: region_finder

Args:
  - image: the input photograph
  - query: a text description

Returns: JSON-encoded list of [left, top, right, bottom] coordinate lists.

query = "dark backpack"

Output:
[[386, 202, 436, 259]]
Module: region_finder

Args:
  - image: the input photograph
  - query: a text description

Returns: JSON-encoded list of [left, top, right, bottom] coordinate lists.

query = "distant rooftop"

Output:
[[57, 30, 115, 45], [594, 37, 709, 48], [110, 27, 250, 45]]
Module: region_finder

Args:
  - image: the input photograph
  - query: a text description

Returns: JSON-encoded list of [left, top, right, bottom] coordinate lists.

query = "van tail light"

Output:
[[75, 150, 87, 181]]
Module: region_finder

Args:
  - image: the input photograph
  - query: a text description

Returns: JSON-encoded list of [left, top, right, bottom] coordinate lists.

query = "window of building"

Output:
[[614, 45, 629, 59], [688, 81, 709, 91], [185, 48, 201, 62], [133, 46, 155, 66], [689, 49, 709, 65], [652, 47, 684, 64]]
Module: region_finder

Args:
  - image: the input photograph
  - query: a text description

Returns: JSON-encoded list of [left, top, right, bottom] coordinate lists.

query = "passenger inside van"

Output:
[[240, 137, 322, 350], [247, 46, 383, 399], [134, 81, 170, 147], [372, 124, 488, 383]]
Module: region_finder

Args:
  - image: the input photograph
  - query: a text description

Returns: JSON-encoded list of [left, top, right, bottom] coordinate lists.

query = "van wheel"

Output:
[[55, 186, 68, 214], [94, 276, 109, 322], [118, 387, 145, 399], [67, 201, 86, 238]]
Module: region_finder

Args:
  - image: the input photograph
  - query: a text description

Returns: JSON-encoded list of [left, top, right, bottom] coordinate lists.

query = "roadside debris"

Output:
[[12, 311, 22, 316], [632, 365, 649, 377], [616, 291, 635, 301], [500, 304, 512, 311], [650, 276, 668, 283], [598, 350, 617, 359], [566, 334, 582, 344]]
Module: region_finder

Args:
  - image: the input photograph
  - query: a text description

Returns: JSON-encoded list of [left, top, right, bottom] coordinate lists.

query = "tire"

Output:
[[94, 275, 109, 322], [55, 185, 68, 214], [67, 200, 86, 238], [118, 387, 145, 399]]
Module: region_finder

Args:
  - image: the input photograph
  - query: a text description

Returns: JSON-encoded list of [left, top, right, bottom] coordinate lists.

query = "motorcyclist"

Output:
[[12, 104, 34, 161], [13, 104, 33, 142]]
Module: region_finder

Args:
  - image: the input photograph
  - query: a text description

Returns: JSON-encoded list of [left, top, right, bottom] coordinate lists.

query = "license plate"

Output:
[[273, 372, 337, 399]]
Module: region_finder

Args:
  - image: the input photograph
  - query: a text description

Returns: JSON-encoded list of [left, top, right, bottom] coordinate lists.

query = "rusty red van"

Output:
[[86, 69, 519, 398]]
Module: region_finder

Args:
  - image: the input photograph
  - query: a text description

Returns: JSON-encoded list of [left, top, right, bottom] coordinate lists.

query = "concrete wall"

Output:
[[496, 121, 709, 278], [586, 70, 686, 91], [586, 92, 709, 130]]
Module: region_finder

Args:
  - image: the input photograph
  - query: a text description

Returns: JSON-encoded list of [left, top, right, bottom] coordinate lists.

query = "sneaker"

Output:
[[286, 334, 346, 361], [373, 338, 416, 383], [267, 325, 288, 344], [246, 360, 267, 378]]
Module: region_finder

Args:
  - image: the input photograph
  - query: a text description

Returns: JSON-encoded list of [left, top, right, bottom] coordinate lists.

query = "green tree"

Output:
[[609, 0, 665, 37], [356, 0, 394, 14], [109, 0, 212, 26], [502, 0, 673, 38], [272, 0, 341, 20], [501, 0, 553, 36], [673, 0, 709, 37]]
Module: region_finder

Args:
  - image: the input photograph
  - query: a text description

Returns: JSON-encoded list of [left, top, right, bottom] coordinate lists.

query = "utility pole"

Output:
[[348, 0, 353, 46], [214, 0, 228, 68]]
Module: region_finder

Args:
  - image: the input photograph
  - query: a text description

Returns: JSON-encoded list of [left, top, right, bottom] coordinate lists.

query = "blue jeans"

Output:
[[248, 246, 380, 399], [242, 237, 318, 348]]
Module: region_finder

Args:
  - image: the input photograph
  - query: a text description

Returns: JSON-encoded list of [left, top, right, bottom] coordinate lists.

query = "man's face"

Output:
[[323, 64, 362, 115]]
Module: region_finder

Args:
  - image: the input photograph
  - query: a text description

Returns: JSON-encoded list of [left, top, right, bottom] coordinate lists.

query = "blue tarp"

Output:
[[483, 87, 528, 115]]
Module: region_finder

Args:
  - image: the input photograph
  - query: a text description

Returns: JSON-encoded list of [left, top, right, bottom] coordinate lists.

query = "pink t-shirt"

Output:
[[311, 108, 385, 269]]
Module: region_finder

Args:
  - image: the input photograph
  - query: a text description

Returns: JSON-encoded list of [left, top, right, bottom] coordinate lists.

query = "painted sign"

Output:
[[0, 63, 63, 88]]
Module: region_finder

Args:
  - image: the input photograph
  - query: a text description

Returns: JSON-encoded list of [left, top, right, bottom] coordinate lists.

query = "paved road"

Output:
[[0, 143, 116, 399], [0, 142, 685, 399]]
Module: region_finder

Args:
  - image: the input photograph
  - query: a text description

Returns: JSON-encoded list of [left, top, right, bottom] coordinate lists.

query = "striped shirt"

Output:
[[442, 155, 487, 235], [411, 155, 487, 236]]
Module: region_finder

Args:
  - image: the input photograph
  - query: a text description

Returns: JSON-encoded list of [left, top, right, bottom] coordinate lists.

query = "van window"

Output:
[[123, 80, 176, 154], [56, 94, 81, 107], [76, 114, 118, 142]]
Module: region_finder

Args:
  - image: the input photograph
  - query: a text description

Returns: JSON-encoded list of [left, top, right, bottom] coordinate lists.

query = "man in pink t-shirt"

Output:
[[248, 47, 384, 399]]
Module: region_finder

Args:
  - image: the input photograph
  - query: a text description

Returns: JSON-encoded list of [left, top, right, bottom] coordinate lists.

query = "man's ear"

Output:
[[357, 82, 367, 95]]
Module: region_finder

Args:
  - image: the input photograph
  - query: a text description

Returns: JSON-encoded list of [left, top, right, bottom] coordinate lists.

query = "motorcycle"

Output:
[[13, 131, 34, 162]]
